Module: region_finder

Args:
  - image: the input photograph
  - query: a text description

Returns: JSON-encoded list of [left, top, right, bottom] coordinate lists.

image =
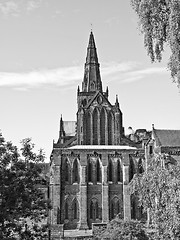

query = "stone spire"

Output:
[[59, 115, 65, 143], [82, 31, 102, 92], [115, 95, 120, 108]]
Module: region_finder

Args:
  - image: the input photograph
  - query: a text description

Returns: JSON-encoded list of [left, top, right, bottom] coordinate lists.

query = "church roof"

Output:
[[67, 145, 137, 150], [153, 129, 180, 147]]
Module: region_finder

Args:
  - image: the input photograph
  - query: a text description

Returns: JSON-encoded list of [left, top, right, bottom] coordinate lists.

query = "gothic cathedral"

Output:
[[49, 32, 144, 239]]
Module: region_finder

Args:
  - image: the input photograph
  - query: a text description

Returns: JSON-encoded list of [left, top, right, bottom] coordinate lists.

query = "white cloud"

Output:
[[0, 63, 168, 90], [121, 67, 168, 83], [26, 0, 42, 12], [0, 1, 19, 16], [0, 66, 83, 89], [0, 0, 43, 16]]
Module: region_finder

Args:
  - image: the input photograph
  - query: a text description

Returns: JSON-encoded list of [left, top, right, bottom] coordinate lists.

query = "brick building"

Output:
[[49, 32, 145, 239]]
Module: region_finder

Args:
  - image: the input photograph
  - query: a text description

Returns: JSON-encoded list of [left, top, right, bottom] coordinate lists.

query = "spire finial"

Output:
[[90, 23, 93, 32], [115, 95, 119, 107]]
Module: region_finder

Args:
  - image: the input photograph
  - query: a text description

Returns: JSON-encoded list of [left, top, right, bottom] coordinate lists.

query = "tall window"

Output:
[[65, 201, 69, 219], [88, 160, 92, 182], [93, 108, 98, 145], [108, 159, 113, 182], [111, 197, 120, 220], [100, 108, 106, 145], [96, 159, 101, 183], [72, 159, 79, 183], [86, 111, 91, 145], [90, 199, 99, 220], [108, 112, 114, 145], [72, 199, 78, 220], [138, 158, 144, 174], [64, 159, 69, 183], [131, 195, 136, 220], [57, 207, 60, 224], [117, 159, 123, 182], [129, 157, 134, 182]]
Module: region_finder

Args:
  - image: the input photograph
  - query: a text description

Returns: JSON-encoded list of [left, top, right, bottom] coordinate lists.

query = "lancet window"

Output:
[[108, 112, 114, 145], [108, 159, 113, 182], [64, 159, 70, 183], [117, 159, 123, 182], [110, 197, 120, 220], [129, 156, 135, 182], [72, 159, 79, 183], [72, 198, 79, 220], [90, 198, 99, 220], [138, 158, 144, 174], [96, 159, 101, 183], [86, 111, 91, 145], [65, 201, 69, 219], [100, 108, 106, 145], [88, 160, 92, 182], [93, 108, 98, 145]]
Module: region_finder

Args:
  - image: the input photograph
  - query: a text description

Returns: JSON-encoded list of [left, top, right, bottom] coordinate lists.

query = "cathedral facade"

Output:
[[49, 32, 144, 239]]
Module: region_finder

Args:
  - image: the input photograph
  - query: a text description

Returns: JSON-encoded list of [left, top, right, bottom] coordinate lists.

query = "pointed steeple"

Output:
[[115, 95, 120, 108], [59, 115, 65, 143], [82, 31, 102, 92]]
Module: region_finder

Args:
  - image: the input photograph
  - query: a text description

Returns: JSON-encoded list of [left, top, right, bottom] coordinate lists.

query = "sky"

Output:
[[0, 0, 179, 161]]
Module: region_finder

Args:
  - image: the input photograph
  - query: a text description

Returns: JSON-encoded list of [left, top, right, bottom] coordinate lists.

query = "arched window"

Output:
[[108, 159, 113, 182], [108, 112, 114, 145], [90, 82, 95, 91], [65, 201, 69, 219], [64, 159, 69, 182], [72, 159, 79, 183], [100, 108, 106, 145], [129, 157, 135, 182], [117, 159, 123, 182], [90, 201, 93, 219], [131, 195, 136, 220], [95, 201, 99, 219], [138, 158, 144, 174], [96, 159, 101, 183], [93, 108, 98, 145], [72, 199, 79, 220], [88, 160, 92, 182], [86, 111, 91, 145], [57, 207, 60, 224], [90, 199, 99, 221], [111, 197, 120, 220]]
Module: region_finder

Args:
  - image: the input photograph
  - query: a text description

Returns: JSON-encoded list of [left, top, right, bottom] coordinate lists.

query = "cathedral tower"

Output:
[[77, 31, 124, 145]]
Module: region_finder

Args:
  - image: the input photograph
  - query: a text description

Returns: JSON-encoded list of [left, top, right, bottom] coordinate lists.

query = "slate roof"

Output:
[[153, 129, 180, 147]]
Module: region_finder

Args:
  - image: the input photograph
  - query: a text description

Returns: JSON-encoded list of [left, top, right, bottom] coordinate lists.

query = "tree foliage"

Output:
[[94, 216, 149, 240], [130, 155, 180, 240], [0, 134, 49, 240], [131, 0, 180, 86]]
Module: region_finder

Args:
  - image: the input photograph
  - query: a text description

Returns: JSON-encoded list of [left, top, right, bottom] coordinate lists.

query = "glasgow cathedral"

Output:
[[48, 32, 180, 239]]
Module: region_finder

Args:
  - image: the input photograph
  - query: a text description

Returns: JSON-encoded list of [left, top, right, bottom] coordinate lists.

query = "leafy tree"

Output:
[[94, 216, 149, 240], [130, 154, 180, 240], [0, 134, 49, 240], [131, 0, 180, 86]]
